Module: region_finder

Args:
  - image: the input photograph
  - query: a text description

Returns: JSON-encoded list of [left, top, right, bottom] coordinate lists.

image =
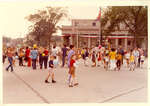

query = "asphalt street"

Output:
[[3, 59, 148, 103]]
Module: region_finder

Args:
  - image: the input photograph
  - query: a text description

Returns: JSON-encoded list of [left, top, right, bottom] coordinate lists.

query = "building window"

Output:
[[119, 39, 122, 45], [92, 22, 96, 26], [74, 22, 78, 26], [128, 40, 131, 45]]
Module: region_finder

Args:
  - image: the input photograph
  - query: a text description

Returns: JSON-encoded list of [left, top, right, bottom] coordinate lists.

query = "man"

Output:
[[61, 44, 68, 67], [30, 45, 38, 70], [6, 47, 14, 72]]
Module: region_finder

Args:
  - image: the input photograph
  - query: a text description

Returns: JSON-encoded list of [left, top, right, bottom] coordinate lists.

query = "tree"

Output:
[[26, 6, 67, 49], [101, 6, 147, 47]]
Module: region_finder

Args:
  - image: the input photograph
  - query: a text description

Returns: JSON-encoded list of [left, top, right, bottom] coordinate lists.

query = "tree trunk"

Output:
[[49, 36, 51, 51]]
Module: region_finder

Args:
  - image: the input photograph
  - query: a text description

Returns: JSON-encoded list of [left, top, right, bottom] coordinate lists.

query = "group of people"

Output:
[[3, 44, 146, 87]]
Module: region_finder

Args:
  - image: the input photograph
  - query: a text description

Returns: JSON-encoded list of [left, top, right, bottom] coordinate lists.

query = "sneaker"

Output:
[[45, 80, 50, 83], [52, 80, 56, 83]]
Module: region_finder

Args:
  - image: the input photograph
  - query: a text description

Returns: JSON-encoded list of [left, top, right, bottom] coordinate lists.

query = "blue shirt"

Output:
[[30, 50, 38, 59], [67, 50, 75, 67]]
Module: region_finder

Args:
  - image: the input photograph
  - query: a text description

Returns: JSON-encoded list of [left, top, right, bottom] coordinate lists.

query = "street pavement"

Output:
[[3, 59, 148, 103]]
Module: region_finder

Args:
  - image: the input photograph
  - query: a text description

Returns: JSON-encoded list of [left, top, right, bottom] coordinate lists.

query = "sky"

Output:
[[0, 1, 101, 38], [0, 0, 148, 38]]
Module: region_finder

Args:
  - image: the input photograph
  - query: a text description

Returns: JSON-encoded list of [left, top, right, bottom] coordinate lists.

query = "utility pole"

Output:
[[98, 7, 102, 46], [100, 7, 102, 45]]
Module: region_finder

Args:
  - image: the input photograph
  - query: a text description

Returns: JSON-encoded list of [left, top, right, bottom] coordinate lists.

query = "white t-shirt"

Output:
[[141, 55, 145, 61], [51, 48, 58, 56], [133, 50, 139, 57], [104, 57, 109, 62], [125, 53, 130, 59]]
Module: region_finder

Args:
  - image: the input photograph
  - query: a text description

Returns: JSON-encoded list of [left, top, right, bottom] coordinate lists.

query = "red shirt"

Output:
[[44, 50, 49, 56], [26, 49, 30, 57], [70, 59, 75, 67], [7, 51, 13, 57]]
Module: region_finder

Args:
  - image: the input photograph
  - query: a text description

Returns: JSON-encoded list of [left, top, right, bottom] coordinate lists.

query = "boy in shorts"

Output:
[[45, 56, 56, 83]]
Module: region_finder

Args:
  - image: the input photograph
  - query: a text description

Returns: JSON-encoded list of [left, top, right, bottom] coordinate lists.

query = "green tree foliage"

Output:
[[26, 6, 67, 48], [101, 6, 147, 47]]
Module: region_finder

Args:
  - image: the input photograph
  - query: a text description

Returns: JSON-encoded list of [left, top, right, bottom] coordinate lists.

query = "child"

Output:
[[97, 51, 102, 67], [140, 54, 145, 68], [68, 55, 79, 87], [92, 51, 96, 67], [125, 51, 130, 68], [84, 48, 89, 66], [104, 53, 109, 71], [45, 56, 56, 83], [129, 50, 135, 71], [116, 52, 122, 71], [109, 48, 117, 71]]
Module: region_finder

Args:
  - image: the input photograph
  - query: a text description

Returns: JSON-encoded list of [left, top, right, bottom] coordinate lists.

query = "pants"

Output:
[[134, 57, 139, 67], [32, 59, 37, 69], [19, 57, 23, 66], [3, 55, 6, 63], [62, 56, 66, 67], [121, 56, 124, 64], [6, 57, 13, 71], [44, 56, 48, 69], [28, 57, 31, 67], [138, 57, 141, 67], [39, 54, 44, 69], [116, 60, 121, 69], [110, 60, 116, 70]]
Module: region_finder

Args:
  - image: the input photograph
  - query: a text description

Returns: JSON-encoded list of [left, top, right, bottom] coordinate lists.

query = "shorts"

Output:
[[130, 62, 135, 66], [48, 68, 54, 74], [141, 60, 144, 62]]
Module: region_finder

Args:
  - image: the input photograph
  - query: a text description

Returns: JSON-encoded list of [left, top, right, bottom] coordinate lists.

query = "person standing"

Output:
[[133, 48, 139, 67], [3, 47, 7, 64], [92, 51, 96, 67], [38, 47, 44, 69], [68, 55, 79, 87], [84, 48, 89, 66], [125, 50, 130, 68], [25, 47, 31, 67], [109, 48, 117, 71], [43, 47, 49, 69], [67, 45, 75, 85], [51, 45, 58, 57], [129, 50, 135, 71], [6, 47, 14, 72], [45, 56, 56, 83], [116, 52, 122, 71], [138, 48, 143, 68], [18, 48, 24, 66], [61, 44, 68, 67], [30, 45, 38, 70], [118, 46, 124, 64]]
